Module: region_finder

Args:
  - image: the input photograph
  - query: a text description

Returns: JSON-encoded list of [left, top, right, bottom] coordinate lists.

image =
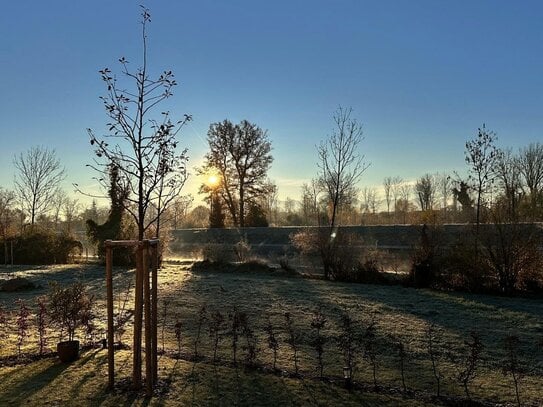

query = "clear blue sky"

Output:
[[1, 1, 542, 206]]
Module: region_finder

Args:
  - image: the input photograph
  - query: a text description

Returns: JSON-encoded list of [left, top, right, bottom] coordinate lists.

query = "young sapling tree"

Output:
[[265, 316, 279, 371], [174, 318, 182, 358], [454, 331, 484, 400], [194, 304, 207, 360], [208, 310, 225, 364], [82, 6, 191, 242], [240, 312, 258, 367], [229, 307, 241, 366], [502, 335, 525, 407], [426, 322, 444, 398], [310, 308, 328, 378], [160, 298, 171, 354], [363, 314, 379, 389], [284, 312, 301, 375], [16, 299, 30, 357], [338, 311, 359, 383], [36, 296, 48, 355]]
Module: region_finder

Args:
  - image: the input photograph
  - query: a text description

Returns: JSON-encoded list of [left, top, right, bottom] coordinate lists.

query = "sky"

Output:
[[1, 1, 542, 208]]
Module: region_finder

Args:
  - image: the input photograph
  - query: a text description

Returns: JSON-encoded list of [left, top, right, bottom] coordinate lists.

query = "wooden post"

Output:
[[143, 241, 152, 396], [105, 241, 115, 389], [151, 242, 158, 384], [102, 239, 159, 392], [133, 243, 144, 389]]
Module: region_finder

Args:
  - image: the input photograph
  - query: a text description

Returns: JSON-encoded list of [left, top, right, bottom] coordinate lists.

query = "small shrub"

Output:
[[174, 318, 182, 358], [201, 243, 232, 264], [284, 312, 301, 375], [278, 255, 295, 272], [392, 336, 409, 393], [502, 335, 525, 407], [351, 254, 387, 284], [160, 298, 171, 354], [240, 312, 258, 367], [229, 307, 241, 366], [310, 308, 328, 378], [363, 314, 379, 389], [194, 304, 207, 360], [337, 310, 359, 382], [208, 310, 225, 364], [47, 282, 94, 342], [114, 281, 132, 346], [425, 322, 444, 397], [36, 296, 48, 355], [454, 331, 484, 400], [81, 303, 97, 347], [265, 317, 279, 371], [0, 302, 8, 341], [233, 236, 251, 262], [16, 299, 30, 356]]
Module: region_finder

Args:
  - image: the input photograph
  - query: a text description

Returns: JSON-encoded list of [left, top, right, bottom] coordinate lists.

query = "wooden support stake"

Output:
[[143, 241, 152, 396], [105, 242, 114, 389], [151, 244, 158, 384], [133, 243, 144, 389]]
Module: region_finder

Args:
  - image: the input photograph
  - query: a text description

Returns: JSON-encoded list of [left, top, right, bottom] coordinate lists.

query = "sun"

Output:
[[207, 174, 219, 187]]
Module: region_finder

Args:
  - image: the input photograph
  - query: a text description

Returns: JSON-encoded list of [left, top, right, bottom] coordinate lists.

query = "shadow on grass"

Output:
[[0, 358, 70, 404]]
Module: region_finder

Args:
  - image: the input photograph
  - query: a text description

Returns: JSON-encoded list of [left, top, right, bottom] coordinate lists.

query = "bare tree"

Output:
[[517, 142, 543, 218], [300, 180, 321, 226], [51, 189, 67, 230], [63, 197, 80, 234], [83, 7, 190, 240], [391, 176, 404, 214], [317, 106, 369, 229], [169, 195, 193, 229], [465, 124, 501, 239], [199, 119, 273, 227], [262, 180, 278, 225], [494, 149, 522, 220], [383, 177, 393, 215], [436, 173, 452, 211], [361, 186, 378, 215], [398, 182, 412, 224], [415, 174, 436, 211], [13, 146, 66, 227], [0, 188, 16, 263]]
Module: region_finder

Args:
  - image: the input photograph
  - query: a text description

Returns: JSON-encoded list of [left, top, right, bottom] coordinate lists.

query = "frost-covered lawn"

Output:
[[0, 263, 541, 406]]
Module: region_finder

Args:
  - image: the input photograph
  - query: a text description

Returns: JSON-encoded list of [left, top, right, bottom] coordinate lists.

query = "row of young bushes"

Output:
[[1, 230, 82, 265], [0, 290, 539, 405]]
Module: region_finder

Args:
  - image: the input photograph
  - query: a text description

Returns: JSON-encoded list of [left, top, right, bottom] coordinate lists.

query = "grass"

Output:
[[0, 261, 542, 406]]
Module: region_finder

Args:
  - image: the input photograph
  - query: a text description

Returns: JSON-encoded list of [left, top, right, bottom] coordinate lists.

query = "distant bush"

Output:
[[233, 236, 251, 262], [292, 227, 389, 283], [201, 243, 233, 263], [408, 224, 443, 288], [480, 222, 543, 295], [439, 222, 543, 295], [0, 230, 82, 265], [440, 238, 492, 292]]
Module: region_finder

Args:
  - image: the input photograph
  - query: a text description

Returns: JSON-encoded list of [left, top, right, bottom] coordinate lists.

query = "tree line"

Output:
[[3, 6, 543, 259]]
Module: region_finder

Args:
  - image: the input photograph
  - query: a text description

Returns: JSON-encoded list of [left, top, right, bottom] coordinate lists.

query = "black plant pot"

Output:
[[57, 340, 79, 363]]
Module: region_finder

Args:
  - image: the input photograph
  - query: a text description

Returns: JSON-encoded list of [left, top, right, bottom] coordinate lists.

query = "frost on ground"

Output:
[[0, 262, 542, 406]]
